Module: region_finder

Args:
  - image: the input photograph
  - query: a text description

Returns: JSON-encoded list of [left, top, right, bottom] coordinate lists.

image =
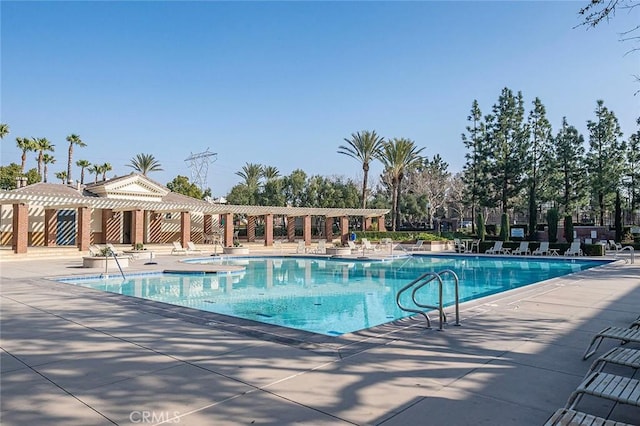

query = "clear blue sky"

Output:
[[1, 1, 638, 197]]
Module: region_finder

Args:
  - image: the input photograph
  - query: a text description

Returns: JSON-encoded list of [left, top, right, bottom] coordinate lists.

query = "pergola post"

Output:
[[222, 212, 233, 247], [364, 217, 372, 231], [103, 209, 120, 244], [180, 211, 191, 246], [339, 215, 349, 244], [132, 209, 144, 247], [44, 209, 57, 247], [324, 217, 333, 242], [287, 216, 296, 242], [204, 214, 213, 235], [264, 214, 273, 246], [77, 206, 91, 251], [378, 215, 387, 232], [303, 215, 311, 246], [12, 203, 28, 254], [247, 216, 256, 242]]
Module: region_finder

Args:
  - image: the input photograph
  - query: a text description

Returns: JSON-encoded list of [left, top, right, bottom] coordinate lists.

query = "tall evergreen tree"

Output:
[[485, 88, 529, 214], [461, 100, 489, 232], [526, 97, 553, 239], [585, 100, 625, 226], [552, 118, 587, 220], [625, 117, 640, 224]]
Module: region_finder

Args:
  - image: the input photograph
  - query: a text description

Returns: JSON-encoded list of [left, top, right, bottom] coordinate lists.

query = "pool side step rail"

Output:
[[101, 248, 126, 280], [396, 269, 460, 331]]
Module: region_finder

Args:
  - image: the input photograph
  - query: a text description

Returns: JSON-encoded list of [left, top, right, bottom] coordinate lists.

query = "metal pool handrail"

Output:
[[396, 269, 460, 331]]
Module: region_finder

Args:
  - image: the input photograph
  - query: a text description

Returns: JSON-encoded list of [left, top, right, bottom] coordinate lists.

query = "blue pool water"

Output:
[[58, 255, 609, 336]]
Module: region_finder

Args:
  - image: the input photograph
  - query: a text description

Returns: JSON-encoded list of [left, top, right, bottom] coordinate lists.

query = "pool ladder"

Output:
[[101, 248, 126, 280], [396, 269, 460, 331]]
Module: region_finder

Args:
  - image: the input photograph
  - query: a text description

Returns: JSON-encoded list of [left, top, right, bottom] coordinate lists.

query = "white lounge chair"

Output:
[[485, 241, 503, 254], [512, 241, 530, 255], [453, 238, 467, 253], [295, 240, 306, 254], [171, 241, 188, 255], [309, 239, 326, 254], [564, 241, 582, 256], [532, 241, 550, 256], [361, 238, 379, 252], [186, 242, 202, 253], [105, 243, 124, 256], [347, 240, 358, 252], [410, 240, 425, 251]]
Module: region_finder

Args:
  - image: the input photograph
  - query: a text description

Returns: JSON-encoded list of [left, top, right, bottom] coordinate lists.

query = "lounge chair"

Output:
[[564, 371, 640, 414], [171, 241, 188, 255], [295, 240, 306, 254], [608, 239, 622, 251], [410, 240, 425, 252], [186, 242, 202, 253], [88, 244, 104, 257], [347, 240, 358, 252], [485, 241, 503, 254], [469, 239, 480, 253], [453, 238, 467, 253], [585, 346, 640, 377], [544, 408, 634, 426], [532, 241, 550, 256], [512, 241, 530, 255], [309, 239, 326, 254], [583, 326, 640, 359], [361, 238, 379, 252], [105, 243, 124, 256], [564, 241, 583, 256]]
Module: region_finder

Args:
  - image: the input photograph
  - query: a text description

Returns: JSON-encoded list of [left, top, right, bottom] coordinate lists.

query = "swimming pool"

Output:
[[58, 255, 609, 336]]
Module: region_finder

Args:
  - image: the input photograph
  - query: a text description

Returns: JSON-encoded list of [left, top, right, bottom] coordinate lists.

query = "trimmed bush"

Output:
[[499, 213, 509, 242], [547, 208, 559, 243], [476, 212, 486, 241], [564, 216, 574, 243]]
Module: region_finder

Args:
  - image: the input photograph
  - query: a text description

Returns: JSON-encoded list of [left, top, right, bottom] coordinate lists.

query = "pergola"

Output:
[[0, 176, 390, 254]]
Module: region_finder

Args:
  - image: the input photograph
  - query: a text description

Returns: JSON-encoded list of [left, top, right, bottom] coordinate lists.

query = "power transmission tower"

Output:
[[184, 149, 217, 193]]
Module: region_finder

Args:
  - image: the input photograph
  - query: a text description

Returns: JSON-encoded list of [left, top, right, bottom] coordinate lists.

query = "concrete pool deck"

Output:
[[1, 248, 639, 425]]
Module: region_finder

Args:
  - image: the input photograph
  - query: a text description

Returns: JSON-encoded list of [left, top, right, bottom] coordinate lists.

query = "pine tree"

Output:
[[551, 117, 587, 220], [585, 100, 625, 226], [485, 88, 528, 214], [526, 97, 553, 239], [461, 100, 489, 232]]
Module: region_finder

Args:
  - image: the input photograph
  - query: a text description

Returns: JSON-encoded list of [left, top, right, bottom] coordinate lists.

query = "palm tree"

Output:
[[0, 123, 9, 139], [55, 171, 68, 184], [235, 163, 263, 204], [76, 159, 91, 184], [16, 137, 36, 173], [263, 165, 280, 181], [88, 164, 101, 183], [34, 137, 55, 179], [337, 130, 385, 210], [101, 162, 112, 181], [42, 154, 55, 183], [378, 138, 425, 231], [66, 134, 86, 184], [126, 153, 163, 175]]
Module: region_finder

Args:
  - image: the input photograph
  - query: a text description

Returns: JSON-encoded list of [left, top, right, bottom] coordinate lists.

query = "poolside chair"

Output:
[[186, 242, 202, 253], [583, 325, 640, 359], [544, 408, 635, 426], [410, 240, 425, 252], [347, 240, 358, 252], [105, 243, 124, 256], [295, 240, 306, 254], [512, 241, 530, 255], [585, 346, 640, 377], [309, 239, 326, 254], [361, 238, 379, 252], [88, 244, 104, 257], [564, 371, 640, 415], [564, 241, 583, 256], [469, 239, 480, 253], [453, 238, 467, 253], [485, 241, 503, 254], [532, 241, 550, 256], [171, 241, 188, 255]]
